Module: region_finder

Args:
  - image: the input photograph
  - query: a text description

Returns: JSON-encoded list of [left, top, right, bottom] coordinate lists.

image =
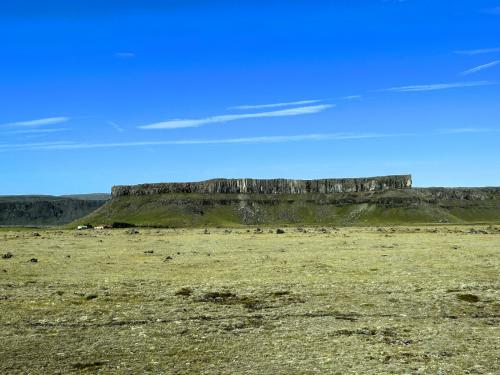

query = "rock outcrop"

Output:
[[112, 175, 412, 197], [0, 195, 109, 226]]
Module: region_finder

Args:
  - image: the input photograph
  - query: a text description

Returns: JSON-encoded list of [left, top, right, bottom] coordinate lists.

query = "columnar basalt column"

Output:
[[111, 175, 412, 197]]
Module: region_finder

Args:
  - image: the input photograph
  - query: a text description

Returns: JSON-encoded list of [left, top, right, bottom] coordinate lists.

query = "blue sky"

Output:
[[1, 0, 499, 195]]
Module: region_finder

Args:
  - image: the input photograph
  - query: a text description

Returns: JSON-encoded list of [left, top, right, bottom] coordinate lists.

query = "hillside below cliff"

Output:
[[0, 195, 110, 226], [76, 187, 500, 227]]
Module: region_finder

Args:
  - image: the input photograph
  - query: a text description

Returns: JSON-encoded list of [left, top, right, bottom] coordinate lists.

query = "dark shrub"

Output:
[[457, 294, 480, 303], [112, 222, 135, 228], [175, 287, 193, 297]]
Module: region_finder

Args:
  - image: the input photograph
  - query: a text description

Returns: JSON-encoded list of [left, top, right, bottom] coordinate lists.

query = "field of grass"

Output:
[[1, 225, 499, 374]]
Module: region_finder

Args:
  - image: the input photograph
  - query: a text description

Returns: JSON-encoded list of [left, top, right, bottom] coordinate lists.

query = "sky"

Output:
[[0, 0, 499, 195]]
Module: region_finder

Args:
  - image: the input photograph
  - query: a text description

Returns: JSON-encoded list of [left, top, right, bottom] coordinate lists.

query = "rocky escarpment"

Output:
[[0, 195, 109, 226], [79, 184, 500, 227], [112, 175, 412, 197]]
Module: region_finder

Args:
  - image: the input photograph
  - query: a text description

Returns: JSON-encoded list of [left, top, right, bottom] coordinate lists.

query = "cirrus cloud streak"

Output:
[[380, 81, 493, 92], [460, 61, 500, 76], [228, 99, 325, 110], [0, 132, 402, 152], [454, 47, 500, 55], [1, 117, 70, 127], [139, 105, 333, 130]]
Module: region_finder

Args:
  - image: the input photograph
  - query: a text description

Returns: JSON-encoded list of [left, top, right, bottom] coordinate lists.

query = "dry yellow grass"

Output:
[[0, 225, 499, 374]]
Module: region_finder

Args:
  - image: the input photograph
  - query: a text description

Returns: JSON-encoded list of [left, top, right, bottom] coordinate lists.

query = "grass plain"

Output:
[[0, 225, 499, 374]]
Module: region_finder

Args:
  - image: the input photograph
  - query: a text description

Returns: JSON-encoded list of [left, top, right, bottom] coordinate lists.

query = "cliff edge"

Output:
[[112, 175, 412, 197]]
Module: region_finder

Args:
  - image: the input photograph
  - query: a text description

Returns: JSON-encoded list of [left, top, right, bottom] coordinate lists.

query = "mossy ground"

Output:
[[0, 225, 499, 374]]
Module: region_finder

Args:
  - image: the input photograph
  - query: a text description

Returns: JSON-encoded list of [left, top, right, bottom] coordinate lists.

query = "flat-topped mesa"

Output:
[[111, 175, 412, 197]]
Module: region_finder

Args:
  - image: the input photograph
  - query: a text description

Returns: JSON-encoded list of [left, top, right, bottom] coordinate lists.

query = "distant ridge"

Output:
[[0, 194, 109, 226], [61, 193, 111, 201]]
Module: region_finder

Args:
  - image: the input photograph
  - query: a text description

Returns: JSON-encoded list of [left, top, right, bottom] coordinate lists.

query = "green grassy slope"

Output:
[[75, 188, 500, 227]]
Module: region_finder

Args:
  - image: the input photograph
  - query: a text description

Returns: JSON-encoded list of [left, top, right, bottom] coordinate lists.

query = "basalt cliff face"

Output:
[[112, 175, 412, 197]]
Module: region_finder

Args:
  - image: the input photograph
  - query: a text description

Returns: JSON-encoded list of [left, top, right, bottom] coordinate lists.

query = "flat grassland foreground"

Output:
[[0, 226, 499, 374]]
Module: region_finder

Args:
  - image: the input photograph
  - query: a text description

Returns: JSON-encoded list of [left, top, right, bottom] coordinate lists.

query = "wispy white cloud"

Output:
[[229, 96, 361, 110], [115, 52, 135, 58], [229, 99, 324, 110], [108, 121, 125, 133], [139, 104, 334, 130], [2, 128, 498, 153], [439, 128, 493, 134], [460, 60, 500, 76], [2, 128, 69, 135], [0, 141, 74, 150], [1, 117, 70, 127], [380, 81, 493, 92], [0, 132, 403, 152], [454, 47, 500, 55]]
